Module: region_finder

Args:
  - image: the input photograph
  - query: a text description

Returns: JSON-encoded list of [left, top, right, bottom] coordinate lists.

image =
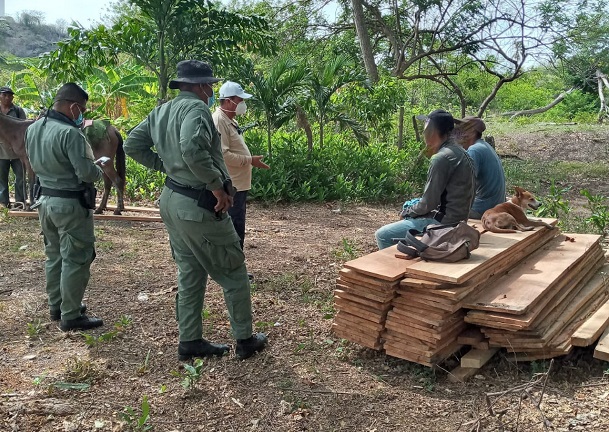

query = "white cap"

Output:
[[218, 81, 252, 99]]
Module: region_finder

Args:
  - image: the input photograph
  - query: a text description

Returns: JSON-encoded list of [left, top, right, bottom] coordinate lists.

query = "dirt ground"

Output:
[[1, 128, 609, 431]]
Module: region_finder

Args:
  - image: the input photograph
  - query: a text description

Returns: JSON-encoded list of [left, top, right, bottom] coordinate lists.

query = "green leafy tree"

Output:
[[240, 56, 307, 155], [84, 64, 157, 118], [39, 0, 274, 101], [306, 54, 369, 149]]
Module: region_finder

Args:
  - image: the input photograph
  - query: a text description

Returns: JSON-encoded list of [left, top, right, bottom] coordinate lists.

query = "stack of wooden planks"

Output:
[[382, 223, 559, 365], [332, 246, 405, 350], [333, 219, 609, 370], [464, 234, 609, 360]]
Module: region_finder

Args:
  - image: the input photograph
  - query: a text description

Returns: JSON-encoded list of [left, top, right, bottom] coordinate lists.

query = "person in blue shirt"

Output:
[[454, 116, 506, 219]]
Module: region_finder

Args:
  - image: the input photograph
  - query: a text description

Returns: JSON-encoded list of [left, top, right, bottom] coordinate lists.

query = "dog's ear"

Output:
[[514, 186, 524, 197]]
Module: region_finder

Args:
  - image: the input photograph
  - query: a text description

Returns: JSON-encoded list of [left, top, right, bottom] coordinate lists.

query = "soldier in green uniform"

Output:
[[124, 60, 267, 360], [25, 83, 106, 331]]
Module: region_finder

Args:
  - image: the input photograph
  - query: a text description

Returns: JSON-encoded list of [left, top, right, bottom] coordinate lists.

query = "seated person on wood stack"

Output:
[[375, 109, 476, 250], [453, 116, 506, 220]]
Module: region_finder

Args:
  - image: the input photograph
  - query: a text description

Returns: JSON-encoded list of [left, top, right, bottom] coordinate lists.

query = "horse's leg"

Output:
[[21, 156, 36, 211], [96, 173, 112, 214], [113, 128, 126, 215], [115, 175, 125, 215]]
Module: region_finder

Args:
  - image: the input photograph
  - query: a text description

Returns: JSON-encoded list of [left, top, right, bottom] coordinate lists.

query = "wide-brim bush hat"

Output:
[[169, 60, 222, 89], [0, 86, 15, 94]]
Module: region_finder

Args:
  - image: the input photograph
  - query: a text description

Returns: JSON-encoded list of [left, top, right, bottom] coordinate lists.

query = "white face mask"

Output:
[[235, 101, 247, 115]]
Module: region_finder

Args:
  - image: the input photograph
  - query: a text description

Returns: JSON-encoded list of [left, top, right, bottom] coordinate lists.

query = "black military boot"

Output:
[[236, 333, 268, 360], [178, 339, 230, 361], [60, 315, 103, 331], [50, 303, 87, 321]]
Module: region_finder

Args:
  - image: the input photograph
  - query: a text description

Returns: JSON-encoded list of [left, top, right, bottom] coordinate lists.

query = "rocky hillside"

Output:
[[0, 14, 67, 58]]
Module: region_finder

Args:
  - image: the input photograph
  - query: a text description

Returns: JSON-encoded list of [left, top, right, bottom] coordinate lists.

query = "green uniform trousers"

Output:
[[38, 196, 96, 320], [159, 187, 253, 341]]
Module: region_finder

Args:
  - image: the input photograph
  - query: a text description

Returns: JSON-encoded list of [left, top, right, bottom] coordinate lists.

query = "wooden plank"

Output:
[[401, 226, 559, 299], [339, 268, 399, 289], [457, 328, 485, 345], [344, 245, 416, 281], [593, 326, 609, 362], [8, 210, 163, 222], [402, 222, 557, 284], [105, 204, 160, 213], [464, 234, 602, 315], [465, 253, 605, 331], [334, 298, 389, 323], [448, 366, 480, 383], [336, 280, 396, 302], [572, 298, 609, 347], [332, 323, 382, 350], [334, 289, 389, 309], [473, 340, 490, 350], [460, 348, 499, 368], [334, 311, 384, 332]]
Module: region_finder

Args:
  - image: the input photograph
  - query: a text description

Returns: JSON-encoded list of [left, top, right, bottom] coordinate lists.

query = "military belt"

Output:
[[40, 187, 84, 199]]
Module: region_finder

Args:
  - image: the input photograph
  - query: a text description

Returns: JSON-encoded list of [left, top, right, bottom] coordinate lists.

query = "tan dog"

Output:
[[482, 187, 554, 233]]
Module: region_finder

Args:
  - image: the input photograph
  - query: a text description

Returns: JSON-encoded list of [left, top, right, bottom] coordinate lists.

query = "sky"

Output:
[[4, 0, 115, 27]]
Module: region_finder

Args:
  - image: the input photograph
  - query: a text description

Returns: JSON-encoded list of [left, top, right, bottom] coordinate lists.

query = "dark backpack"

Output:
[[396, 222, 481, 263]]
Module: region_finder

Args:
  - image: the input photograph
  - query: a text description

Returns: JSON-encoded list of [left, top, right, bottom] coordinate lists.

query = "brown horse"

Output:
[[0, 113, 126, 214]]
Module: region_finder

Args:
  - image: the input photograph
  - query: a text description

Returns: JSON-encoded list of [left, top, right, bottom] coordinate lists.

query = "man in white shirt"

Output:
[[212, 81, 269, 253]]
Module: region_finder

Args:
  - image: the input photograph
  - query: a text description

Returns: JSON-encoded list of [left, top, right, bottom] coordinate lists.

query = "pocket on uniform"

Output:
[[201, 218, 244, 270], [65, 234, 94, 266], [50, 204, 74, 214], [177, 209, 204, 223]]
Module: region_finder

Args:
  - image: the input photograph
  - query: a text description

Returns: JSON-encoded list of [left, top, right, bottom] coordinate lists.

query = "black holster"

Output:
[[166, 177, 236, 215], [81, 183, 97, 210]]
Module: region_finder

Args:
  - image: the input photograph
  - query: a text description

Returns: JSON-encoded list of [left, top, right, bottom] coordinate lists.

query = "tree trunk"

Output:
[[296, 105, 314, 158], [397, 106, 404, 148], [597, 70, 609, 123], [502, 88, 575, 121], [319, 120, 324, 150], [266, 122, 272, 157], [351, 0, 379, 84]]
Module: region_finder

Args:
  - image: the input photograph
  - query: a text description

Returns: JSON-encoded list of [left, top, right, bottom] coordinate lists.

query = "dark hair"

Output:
[[426, 109, 455, 137]]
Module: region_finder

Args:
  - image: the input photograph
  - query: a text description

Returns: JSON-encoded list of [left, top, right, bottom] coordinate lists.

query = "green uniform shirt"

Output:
[[25, 112, 102, 190], [124, 91, 228, 191]]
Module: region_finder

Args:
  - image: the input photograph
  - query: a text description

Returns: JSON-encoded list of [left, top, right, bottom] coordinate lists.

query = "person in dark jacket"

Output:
[[0, 86, 27, 208], [375, 109, 476, 249]]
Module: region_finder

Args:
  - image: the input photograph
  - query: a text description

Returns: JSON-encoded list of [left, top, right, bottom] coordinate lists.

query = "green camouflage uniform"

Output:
[[124, 91, 253, 341], [25, 112, 102, 320]]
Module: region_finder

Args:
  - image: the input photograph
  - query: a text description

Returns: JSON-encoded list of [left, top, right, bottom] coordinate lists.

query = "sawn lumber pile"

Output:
[[464, 234, 609, 361], [333, 219, 609, 367]]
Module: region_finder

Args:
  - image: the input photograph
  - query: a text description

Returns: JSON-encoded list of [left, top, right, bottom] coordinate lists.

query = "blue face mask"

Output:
[[71, 103, 84, 126], [207, 93, 216, 107], [74, 110, 84, 126], [201, 84, 215, 107]]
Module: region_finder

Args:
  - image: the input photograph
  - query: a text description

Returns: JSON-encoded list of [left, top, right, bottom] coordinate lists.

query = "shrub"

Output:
[[247, 130, 426, 203]]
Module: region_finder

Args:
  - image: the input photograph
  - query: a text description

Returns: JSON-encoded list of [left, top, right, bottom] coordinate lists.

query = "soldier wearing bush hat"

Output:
[[375, 109, 475, 249], [26, 82, 106, 330], [0, 86, 27, 208], [125, 60, 268, 361]]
